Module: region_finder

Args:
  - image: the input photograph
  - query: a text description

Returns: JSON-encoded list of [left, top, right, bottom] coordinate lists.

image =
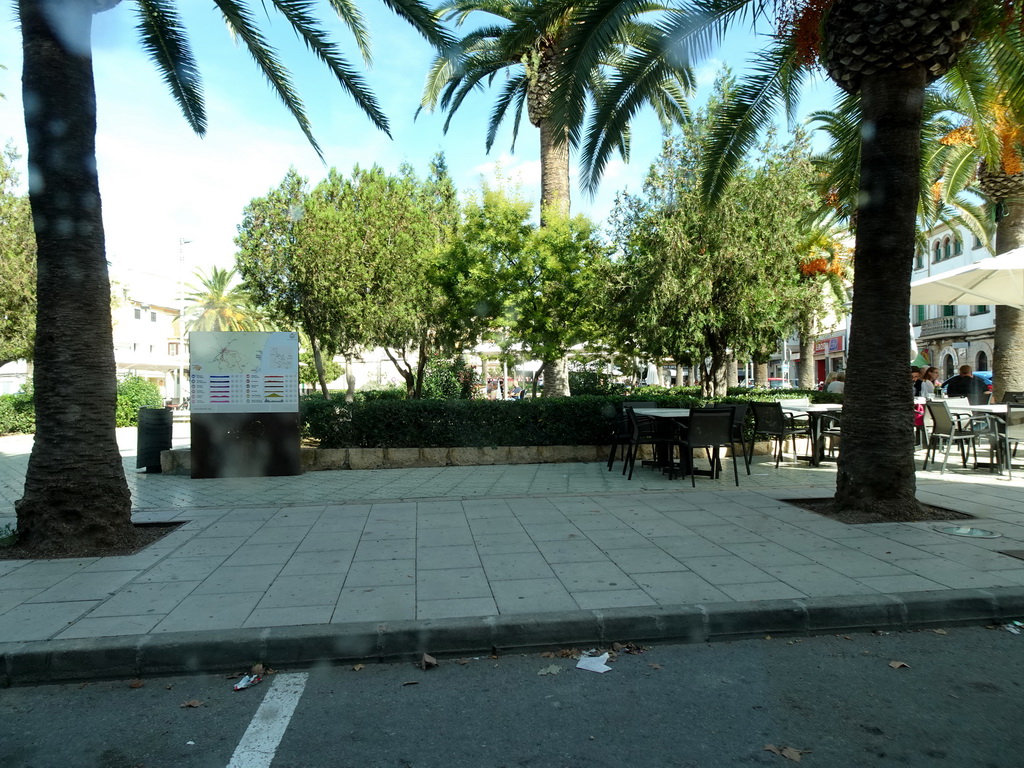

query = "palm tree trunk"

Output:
[[539, 119, 570, 223], [754, 362, 769, 387], [834, 67, 924, 518], [15, 0, 135, 552], [992, 201, 1024, 402], [799, 315, 817, 390]]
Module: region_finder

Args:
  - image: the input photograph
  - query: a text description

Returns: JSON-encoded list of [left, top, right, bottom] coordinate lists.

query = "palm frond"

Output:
[[701, 38, 806, 208], [270, 0, 389, 134], [214, 0, 329, 155], [134, 0, 206, 135], [486, 73, 528, 152]]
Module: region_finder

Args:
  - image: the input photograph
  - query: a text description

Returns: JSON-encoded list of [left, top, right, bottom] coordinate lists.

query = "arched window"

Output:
[[976, 352, 988, 372], [954, 239, 963, 255], [943, 237, 952, 259], [915, 249, 924, 269], [934, 242, 942, 262], [944, 355, 956, 378]]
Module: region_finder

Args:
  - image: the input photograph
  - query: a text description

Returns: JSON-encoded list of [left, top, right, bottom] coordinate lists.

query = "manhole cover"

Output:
[[934, 526, 1001, 538]]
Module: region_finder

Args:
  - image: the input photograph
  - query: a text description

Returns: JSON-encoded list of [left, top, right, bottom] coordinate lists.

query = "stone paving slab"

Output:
[[3, 428, 1024, 682]]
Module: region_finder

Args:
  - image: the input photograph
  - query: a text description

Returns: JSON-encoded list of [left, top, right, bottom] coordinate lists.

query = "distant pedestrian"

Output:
[[944, 365, 986, 399], [826, 371, 845, 394]]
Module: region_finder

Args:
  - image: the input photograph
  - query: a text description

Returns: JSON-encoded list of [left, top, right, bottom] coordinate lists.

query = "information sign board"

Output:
[[189, 332, 299, 413]]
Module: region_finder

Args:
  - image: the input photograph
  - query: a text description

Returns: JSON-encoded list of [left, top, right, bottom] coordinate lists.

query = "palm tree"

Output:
[[13, 0, 445, 555], [555, 0, 1020, 518], [184, 267, 265, 333], [419, 0, 692, 395]]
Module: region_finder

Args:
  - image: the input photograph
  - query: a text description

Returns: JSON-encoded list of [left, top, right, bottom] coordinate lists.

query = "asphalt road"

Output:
[[2, 626, 1022, 768]]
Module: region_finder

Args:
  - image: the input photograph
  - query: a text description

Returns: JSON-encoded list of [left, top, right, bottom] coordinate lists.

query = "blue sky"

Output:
[[0, 3, 838, 303]]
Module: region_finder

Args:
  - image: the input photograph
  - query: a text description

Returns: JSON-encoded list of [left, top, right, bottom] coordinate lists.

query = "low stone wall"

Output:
[[159, 443, 771, 475]]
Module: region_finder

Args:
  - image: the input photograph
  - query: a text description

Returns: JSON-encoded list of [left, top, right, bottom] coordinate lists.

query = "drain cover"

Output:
[[934, 526, 1001, 538]]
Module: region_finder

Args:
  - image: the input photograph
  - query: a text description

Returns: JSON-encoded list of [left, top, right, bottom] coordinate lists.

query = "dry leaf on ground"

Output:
[[250, 663, 265, 676], [649, 663, 662, 670], [611, 642, 649, 655], [889, 661, 910, 669], [420, 653, 438, 670], [402, 681, 419, 687], [457, 659, 470, 665], [537, 665, 561, 676], [540, 651, 555, 659], [764, 744, 810, 762], [352, 664, 365, 672], [128, 679, 144, 689], [933, 629, 948, 635], [180, 699, 204, 708]]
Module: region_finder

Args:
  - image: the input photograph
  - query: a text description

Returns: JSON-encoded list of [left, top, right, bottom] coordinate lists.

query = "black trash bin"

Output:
[[137, 407, 173, 473]]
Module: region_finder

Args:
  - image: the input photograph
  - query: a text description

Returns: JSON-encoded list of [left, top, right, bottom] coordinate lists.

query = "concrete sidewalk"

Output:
[[2, 428, 1024, 684]]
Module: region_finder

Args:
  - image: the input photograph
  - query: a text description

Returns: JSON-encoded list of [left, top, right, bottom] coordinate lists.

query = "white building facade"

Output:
[[911, 222, 995, 376]]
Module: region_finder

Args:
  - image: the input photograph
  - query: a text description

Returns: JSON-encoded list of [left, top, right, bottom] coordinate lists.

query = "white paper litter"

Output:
[[576, 653, 612, 673]]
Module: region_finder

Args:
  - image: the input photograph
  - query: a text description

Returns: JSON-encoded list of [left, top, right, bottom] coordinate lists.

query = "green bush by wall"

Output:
[[0, 388, 35, 435], [115, 375, 164, 427], [301, 389, 835, 449]]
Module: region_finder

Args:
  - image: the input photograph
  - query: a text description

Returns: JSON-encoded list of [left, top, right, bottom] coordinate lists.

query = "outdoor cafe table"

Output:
[[782, 403, 843, 466], [631, 408, 694, 477]]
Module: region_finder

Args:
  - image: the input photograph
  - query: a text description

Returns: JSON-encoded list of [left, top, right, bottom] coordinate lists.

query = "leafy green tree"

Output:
[[183, 266, 265, 333], [235, 169, 342, 399], [0, 142, 35, 368], [298, 351, 342, 388], [609, 76, 816, 397], [420, 0, 691, 395], [114, 375, 163, 427], [13, 0, 445, 554]]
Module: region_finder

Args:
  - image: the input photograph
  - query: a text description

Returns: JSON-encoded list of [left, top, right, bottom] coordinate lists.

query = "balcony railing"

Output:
[[919, 316, 966, 337]]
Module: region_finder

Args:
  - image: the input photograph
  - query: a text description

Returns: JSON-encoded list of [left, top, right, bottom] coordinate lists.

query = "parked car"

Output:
[[941, 370, 993, 392]]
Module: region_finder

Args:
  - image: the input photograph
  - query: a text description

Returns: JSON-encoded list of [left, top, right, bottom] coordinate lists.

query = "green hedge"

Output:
[[0, 389, 35, 435], [301, 390, 839, 449], [115, 376, 164, 427]]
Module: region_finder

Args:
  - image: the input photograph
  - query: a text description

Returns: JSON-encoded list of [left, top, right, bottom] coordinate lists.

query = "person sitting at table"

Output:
[[826, 371, 845, 394], [945, 365, 987, 399], [920, 366, 939, 397], [911, 366, 923, 396]]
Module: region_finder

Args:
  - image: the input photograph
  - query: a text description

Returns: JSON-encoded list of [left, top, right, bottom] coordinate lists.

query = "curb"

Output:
[[3, 588, 1023, 686]]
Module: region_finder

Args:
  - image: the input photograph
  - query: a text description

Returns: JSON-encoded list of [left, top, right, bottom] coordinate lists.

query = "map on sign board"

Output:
[[189, 331, 299, 413]]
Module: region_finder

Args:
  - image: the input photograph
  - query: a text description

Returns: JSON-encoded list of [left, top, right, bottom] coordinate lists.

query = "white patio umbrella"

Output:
[[909, 246, 1024, 309]]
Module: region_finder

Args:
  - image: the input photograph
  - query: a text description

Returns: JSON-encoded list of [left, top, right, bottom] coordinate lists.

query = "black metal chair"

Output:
[[922, 400, 982, 473], [748, 402, 811, 468], [1001, 391, 1024, 404], [821, 411, 842, 457], [700, 402, 751, 474], [606, 402, 658, 471], [674, 409, 739, 487], [623, 409, 675, 480]]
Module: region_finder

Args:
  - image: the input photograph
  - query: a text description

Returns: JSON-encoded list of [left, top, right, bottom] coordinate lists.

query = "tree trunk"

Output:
[[344, 354, 356, 403], [308, 332, 330, 399], [799, 316, 817, 390], [726, 352, 739, 389], [834, 67, 925, 518], [15, 0, 135, 553], [539, 118, 570, 223], [992, 201, 1024, 402], [755, 362, 769, 387], [541, 357, 570, 397], [702, 344, 729, 399]]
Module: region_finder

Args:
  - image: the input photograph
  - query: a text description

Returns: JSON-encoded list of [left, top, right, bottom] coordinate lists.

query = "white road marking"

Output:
[[227, 672, 309, 768]]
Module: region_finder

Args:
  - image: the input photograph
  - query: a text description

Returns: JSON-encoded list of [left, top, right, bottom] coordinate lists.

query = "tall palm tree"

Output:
[[419, 0, 692, 395], [184, 266, 265, 333], [14, 0, 445, 554], [554, 0, 1020, 519]]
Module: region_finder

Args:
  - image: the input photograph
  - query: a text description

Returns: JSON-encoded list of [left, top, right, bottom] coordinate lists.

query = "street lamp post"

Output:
[[177, 238, 192, 404]]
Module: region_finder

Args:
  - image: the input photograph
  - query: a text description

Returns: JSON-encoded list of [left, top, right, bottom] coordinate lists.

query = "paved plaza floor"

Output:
[[1, 426, 1023, 683]]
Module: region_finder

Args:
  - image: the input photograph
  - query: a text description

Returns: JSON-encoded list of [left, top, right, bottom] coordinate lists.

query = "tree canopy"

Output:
[[0, 142, 35, 368]]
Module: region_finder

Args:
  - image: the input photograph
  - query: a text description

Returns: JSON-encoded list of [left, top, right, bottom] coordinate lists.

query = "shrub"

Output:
[[0, 386, 35, 435], [115, 375, 163, 427], [422, 354, 477, 400], [568, 368, 628, 396]]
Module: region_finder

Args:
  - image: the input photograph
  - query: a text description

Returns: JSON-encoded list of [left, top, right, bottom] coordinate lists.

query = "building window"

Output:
[[933, 242, 941, 262], [954, 239, 963, 255], [942, 305, 956, 317], [971, 305, 990, 315], [976, 351, 988, 371], [943, 237, 951, 260], [973, 233, 983, 249], [133, 308, 141, 320], [914, 250, 924, 270], [168, 342, 179, 356], [913, 305, 926, 325], [150, 311, 157, 322], [149, 345, 154, 354]]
